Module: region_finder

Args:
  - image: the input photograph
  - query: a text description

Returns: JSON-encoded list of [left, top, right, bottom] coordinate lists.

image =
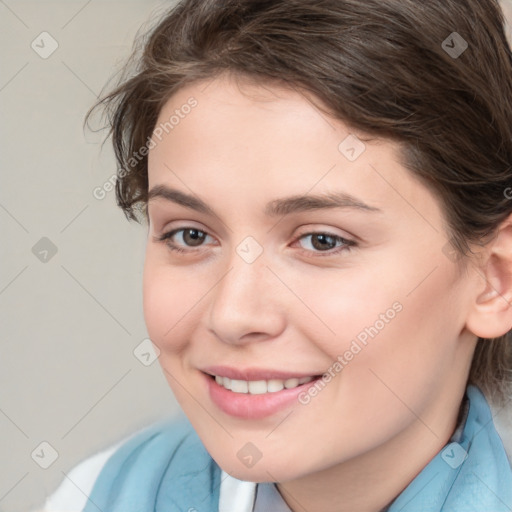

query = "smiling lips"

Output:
[[202, 365, 323, 418]]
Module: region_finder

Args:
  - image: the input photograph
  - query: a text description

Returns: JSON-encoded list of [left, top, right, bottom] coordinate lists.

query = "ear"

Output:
[[465, 213, 512, 339]]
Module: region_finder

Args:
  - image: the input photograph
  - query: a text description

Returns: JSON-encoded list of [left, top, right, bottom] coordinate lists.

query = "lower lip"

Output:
[[203, 372, 322, 419]]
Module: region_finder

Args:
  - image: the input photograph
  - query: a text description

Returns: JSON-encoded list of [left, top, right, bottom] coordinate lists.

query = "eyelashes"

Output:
[[294, 232, 356, 255], [156, 228, 212, 254], [155, 227, 356, 257]]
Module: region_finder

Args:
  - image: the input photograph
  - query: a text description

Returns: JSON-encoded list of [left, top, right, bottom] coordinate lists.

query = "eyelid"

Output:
[[294, 224, 355, 240]]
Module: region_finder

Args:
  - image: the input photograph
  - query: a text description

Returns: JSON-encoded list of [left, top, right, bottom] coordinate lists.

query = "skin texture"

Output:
[[142, 73, 512, 512]]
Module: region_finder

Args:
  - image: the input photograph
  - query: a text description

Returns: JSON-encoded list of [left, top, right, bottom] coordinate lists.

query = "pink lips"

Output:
[[201, 365, 322, 419], [202, 365, 320, 381]]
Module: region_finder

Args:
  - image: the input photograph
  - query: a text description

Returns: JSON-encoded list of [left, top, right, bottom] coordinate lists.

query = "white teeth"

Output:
[[284, 378, 299, 389], [267, 379, 285, 392], [213, 375, 315, 394], [230, 379, 248, 393], [248, 380, 267, 394]]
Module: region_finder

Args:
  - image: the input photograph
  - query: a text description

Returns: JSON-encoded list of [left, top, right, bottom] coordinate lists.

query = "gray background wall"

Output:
[[1, 1, 512, 511], [1, 2, 180, 511]]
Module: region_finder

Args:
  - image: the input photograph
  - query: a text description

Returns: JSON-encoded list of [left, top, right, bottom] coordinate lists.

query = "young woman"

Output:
[[41, 0, 512, 510]]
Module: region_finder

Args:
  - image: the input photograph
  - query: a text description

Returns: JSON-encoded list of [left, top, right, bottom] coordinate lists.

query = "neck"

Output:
[[275, 389, 466, 512]]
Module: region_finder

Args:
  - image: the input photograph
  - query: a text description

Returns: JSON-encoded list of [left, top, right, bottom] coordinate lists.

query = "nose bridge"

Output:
[[207, 236, 284, 344]]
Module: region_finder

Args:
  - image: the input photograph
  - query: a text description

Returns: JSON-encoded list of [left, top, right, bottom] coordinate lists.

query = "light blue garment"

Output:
[[83, 385, 512, 512], [387, 385, 512, 512]]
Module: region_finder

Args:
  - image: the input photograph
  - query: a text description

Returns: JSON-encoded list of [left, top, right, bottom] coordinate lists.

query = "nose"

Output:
[[206, 247, 286, 346]]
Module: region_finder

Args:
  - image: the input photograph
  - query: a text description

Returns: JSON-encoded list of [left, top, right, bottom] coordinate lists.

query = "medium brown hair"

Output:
[[86, 0, 512, 403]]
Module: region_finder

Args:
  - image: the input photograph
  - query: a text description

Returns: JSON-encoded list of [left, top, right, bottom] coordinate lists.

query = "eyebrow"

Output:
[[147, 184, 382, 217]]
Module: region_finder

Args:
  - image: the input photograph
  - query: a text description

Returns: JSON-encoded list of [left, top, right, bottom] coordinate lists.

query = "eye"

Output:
[[292, 231, 356, 257], [154, 227, 356, 257], [155, 227, 214, 253]]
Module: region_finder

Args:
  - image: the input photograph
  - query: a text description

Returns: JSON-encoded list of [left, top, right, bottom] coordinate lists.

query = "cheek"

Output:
[[291, 264, 401, 357], [142, 252, 202, 353], [336, 262, 465, 415], [299, 249, 463, 391]]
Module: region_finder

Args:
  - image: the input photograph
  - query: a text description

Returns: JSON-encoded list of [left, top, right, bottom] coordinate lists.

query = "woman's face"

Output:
[[143, 73, 478, 482]]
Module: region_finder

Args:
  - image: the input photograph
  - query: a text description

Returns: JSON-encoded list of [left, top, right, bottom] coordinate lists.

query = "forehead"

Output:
[[150, 73, 381, 178], [147, 74, 442, 231], [153, 74, 341, 159]]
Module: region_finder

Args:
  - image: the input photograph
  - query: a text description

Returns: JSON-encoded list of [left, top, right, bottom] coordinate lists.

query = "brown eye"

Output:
[[295, 231, 356, 257], [180, 228, 206, 247], [308, 233, 338, 251], [156, 227, 213, 253]]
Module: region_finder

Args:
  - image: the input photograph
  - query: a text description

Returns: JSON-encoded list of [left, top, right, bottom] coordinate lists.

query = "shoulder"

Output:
[[39, 416, 193, 512]]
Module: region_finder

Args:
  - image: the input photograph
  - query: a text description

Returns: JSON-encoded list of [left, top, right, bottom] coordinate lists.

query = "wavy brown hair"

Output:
[[86, 0, 512, 404]]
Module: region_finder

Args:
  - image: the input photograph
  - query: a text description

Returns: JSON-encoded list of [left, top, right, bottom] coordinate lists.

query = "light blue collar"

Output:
[[387, 385, 512, 511], [84, 385, 512, 512]]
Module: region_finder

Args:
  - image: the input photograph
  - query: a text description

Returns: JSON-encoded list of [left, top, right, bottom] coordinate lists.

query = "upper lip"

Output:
[[201, 365, 322, 381]]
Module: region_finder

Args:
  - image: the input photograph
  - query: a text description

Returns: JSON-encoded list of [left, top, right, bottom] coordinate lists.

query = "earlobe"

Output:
[[465, 214, 512, 339]]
